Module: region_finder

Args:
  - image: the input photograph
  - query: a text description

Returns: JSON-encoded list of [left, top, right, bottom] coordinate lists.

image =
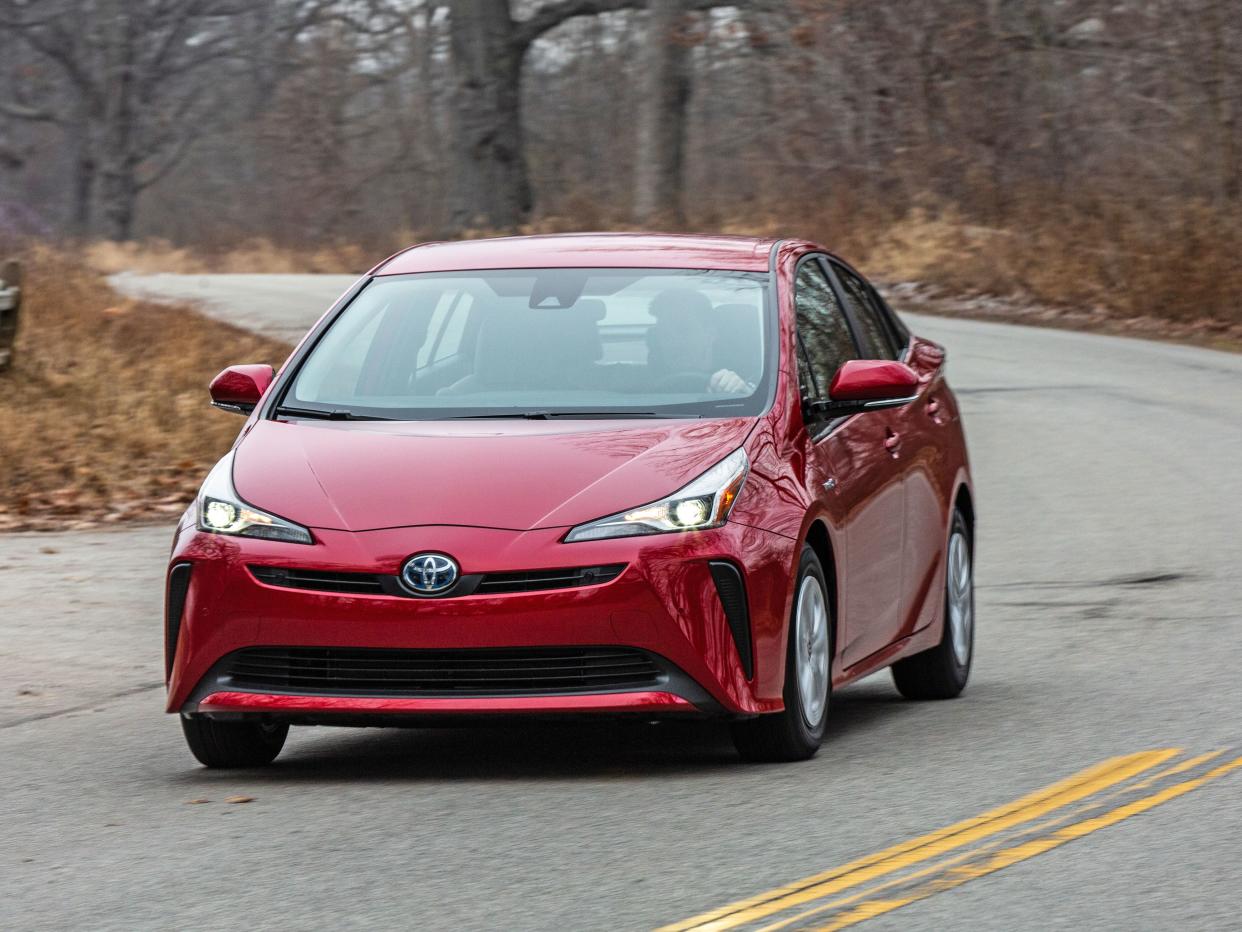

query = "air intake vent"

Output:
[[221, 646, 664, 697], [709, 561, 753, 679], [165, 563, 193, 679]]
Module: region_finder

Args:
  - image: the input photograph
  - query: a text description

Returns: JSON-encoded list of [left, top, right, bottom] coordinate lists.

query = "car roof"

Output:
[[371, 233, 779, 276]]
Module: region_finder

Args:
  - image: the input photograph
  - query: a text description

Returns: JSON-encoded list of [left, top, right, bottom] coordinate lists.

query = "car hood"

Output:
[[232, 416, 756, 532]]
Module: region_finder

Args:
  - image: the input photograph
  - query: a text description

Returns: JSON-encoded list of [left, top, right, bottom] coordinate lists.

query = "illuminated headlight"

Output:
[[564, 448, 748, 543], [196, 451, 313, 544]]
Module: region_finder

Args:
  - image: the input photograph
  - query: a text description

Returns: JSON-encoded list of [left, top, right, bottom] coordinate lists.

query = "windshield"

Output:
[[282, 268, 772, 420]]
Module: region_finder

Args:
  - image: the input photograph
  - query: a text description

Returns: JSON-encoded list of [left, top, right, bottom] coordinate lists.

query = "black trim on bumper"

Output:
[[165, 563, 193, 680], [709, 560, 753, 680]]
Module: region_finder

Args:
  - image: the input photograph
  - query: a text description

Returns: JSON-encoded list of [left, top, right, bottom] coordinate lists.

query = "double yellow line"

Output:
[[661, 748, 1242, 932]]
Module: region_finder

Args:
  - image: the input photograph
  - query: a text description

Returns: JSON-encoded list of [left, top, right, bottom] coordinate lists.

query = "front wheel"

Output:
[[892, 508, 973, 700], [181, 715, 288, 768], [731, 545, 831, 762]]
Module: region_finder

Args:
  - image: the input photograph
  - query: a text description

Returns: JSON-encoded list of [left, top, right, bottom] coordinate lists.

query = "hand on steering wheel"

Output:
[[708, 369, 751, 394], [654, 368, 753, 394], [653, 369, 712, 393]]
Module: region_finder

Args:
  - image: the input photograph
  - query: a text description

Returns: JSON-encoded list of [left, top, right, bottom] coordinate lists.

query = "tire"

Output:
[[181, 715, 288, 768], [731, 545, 831, 762], [892, 508, 973, 700]]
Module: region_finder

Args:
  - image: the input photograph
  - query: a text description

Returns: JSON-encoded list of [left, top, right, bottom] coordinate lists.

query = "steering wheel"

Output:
[[653, 369, 711, 393]]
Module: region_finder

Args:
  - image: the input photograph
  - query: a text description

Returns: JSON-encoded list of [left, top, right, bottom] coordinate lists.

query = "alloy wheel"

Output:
[[947, 529, 973, 666], [795, 574, 830, 728]]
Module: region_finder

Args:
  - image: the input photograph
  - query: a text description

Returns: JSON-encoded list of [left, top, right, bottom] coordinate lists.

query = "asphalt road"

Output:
[[110, 271, 359, 342], [4, 275, 1241, 931]]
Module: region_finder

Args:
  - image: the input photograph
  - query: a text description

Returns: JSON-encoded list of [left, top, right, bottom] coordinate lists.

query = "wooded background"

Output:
[[1, 0, 1239, 321]]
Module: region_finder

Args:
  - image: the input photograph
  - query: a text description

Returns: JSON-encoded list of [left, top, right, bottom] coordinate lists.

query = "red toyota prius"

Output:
[[166, 234, 974, 767]]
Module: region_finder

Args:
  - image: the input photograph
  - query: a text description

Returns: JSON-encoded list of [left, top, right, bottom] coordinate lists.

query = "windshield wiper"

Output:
[[274, 405, 391, 421], [452, 411, 701, 420]]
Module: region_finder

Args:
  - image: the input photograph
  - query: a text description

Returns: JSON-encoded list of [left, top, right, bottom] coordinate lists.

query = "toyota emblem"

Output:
[[400, 552, 460, 595]]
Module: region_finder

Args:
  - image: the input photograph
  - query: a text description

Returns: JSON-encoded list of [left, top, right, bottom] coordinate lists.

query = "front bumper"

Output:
[[196, 691, 698, 724], [166, 519, 797, 718]]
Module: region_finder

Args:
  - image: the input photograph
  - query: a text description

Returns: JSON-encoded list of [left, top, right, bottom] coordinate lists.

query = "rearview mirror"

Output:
[[209, 364, 275, 415], [805, 359, 919, 418]]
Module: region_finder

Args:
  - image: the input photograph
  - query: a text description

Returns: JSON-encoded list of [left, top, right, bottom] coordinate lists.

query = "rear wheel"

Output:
[[181, 715, 288, 768], [731, 545, 831, 762], [892, 508, 973, 700]]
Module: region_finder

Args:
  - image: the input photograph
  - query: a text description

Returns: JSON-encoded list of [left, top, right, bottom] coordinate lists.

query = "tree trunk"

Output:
[[69, 141, 96, 236], [100, 2, 139, 241], [1204, 0, 1239, 201], [64, 92, 98, 235], [100, 159, 139, 241], [632, 1, 691, 226], [446, 0, 531, 232]]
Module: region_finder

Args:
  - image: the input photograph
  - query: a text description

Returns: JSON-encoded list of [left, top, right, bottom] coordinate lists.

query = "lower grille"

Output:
[[221, 646, 664, 697]]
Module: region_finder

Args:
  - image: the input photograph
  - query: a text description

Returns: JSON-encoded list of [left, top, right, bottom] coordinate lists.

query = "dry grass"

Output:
[[80, 190, 1242, 340], [504, 195, 1242, 333], [784, 193, 1242, 332], [849, 198, 1242, 348], [0, 247, 291, 531]]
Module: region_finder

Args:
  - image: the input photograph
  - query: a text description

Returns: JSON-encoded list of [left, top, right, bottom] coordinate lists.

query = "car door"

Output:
[[793, 256, 906, 668], [829, 261, 944, 642]]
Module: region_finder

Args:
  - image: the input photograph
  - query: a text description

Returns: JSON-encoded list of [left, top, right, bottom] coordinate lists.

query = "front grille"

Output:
[[474, 564, 625, 594], [222, 646, 664, 697], [247, 563, 626, 598], [250, 566, 385, 595]]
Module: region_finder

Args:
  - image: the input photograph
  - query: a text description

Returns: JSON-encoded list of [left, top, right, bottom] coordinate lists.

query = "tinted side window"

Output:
[[832, 264, 899, 360], [795, 260, 857, 398], [795, 340, 816, 400], [872, 289, 910, 349]]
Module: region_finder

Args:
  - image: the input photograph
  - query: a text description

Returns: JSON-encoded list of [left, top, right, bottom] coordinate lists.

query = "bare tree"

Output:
[[446, 0, 671, 231], [0, 0, 1236, 313], [632, 0, 691, 225], [0, 0, 343, 239]]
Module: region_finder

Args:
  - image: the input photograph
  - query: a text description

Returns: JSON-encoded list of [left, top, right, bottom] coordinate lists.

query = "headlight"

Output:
[[564, 448, 748, 543], [196, 451, 313, 544]]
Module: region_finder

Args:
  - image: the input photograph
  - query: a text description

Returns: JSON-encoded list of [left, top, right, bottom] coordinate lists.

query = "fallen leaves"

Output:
[[0, 250, 291, 534], [99, 301, 137, 320], [0, 483, 197, 531]]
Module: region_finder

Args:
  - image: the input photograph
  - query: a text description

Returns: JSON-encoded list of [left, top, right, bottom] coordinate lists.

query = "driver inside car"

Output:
[[646, 289, 756, 394]]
